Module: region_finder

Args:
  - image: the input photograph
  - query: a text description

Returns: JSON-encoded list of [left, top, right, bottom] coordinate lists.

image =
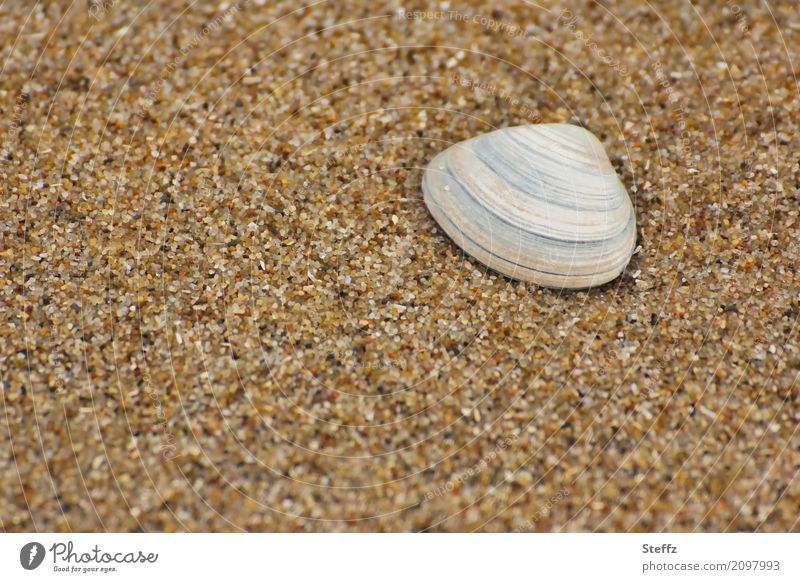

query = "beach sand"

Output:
[[1, 0, 798, 531]]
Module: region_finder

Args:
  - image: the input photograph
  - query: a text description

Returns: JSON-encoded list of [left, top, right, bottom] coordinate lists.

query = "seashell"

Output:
[[422, 124, 636, 289]]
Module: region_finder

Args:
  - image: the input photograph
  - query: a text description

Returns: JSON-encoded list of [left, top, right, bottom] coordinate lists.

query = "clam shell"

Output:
[[422, 124, 636, 289]]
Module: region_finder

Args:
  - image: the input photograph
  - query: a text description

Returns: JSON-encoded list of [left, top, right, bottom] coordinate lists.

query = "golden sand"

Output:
[[1, 0, 798, 531]]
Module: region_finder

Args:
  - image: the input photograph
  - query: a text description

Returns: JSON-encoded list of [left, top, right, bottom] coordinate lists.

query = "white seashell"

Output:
[[422, 124, 636, 289]]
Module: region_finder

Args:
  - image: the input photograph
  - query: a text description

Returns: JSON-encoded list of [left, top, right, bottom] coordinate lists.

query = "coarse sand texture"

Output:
[[1, 1, 799, 532]]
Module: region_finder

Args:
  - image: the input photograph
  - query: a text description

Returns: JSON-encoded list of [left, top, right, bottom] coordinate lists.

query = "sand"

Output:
[[1, 0, 798, 531]]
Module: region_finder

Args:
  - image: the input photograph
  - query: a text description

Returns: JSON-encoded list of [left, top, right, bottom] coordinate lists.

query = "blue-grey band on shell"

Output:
[[422, 124, 636, 289]]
